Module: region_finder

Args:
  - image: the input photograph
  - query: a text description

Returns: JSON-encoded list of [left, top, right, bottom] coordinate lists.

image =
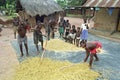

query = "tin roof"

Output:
[[82, 0, 120, 7]]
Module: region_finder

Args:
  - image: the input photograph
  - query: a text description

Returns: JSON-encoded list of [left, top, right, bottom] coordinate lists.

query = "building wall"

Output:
[[94, 8, 119, 32]]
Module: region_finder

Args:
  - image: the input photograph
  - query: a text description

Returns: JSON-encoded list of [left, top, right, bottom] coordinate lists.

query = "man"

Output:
[[80, 41, 102, 68], [33, 22, 46, 53], [17, 24, 29, 57], [13, 17, 19, 39]]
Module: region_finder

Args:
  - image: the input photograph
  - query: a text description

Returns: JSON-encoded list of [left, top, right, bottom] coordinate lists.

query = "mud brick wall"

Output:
[[94, 8, 119, 32]]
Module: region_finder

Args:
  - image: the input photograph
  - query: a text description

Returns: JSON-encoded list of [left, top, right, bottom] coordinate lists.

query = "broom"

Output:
[[40, 36, 48, 63]]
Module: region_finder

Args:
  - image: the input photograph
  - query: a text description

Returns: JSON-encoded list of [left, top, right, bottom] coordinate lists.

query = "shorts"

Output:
[[34, 35, 43, 44], [17, 35, 27, 45]]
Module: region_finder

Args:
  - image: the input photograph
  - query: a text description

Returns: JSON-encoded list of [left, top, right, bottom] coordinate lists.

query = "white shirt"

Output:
[[80, 23, 88, 30]]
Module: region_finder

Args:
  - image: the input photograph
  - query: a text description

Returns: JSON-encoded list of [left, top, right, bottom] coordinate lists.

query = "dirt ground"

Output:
[[0, 17, 120, 80]]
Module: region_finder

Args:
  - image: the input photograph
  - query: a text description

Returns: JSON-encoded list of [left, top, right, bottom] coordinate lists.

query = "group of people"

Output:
[[12, 17, 47, 57], [13, 16, 102, 68], [58, 17, 102, 68], [58, 17, 89, 47]]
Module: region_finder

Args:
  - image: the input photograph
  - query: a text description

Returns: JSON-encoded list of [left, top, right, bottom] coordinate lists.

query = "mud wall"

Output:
[[94, 8, 119, 32]]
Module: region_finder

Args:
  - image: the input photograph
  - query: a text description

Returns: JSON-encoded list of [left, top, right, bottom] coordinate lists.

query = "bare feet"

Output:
[[26, 53, 29, 57], [94, 59, 99, 61]]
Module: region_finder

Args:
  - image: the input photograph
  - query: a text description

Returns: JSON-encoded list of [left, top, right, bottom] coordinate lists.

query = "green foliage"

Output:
[[56, 0, 67, 8], [0, 0, 16, 16], [56, 0, 85, 8]]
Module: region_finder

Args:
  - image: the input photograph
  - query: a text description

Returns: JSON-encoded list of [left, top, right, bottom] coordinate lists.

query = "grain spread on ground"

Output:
[[13, 57, 100, 80], [44, 39, 84, 51]]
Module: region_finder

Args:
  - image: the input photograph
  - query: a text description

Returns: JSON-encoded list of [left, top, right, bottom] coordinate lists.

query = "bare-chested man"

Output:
[[17, 24, 28, 57], [80, 41, 102, 68], [33, 21, 46, 54]]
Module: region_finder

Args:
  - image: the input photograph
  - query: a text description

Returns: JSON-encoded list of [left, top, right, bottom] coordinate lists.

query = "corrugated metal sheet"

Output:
[[83, 0, 120, 7]]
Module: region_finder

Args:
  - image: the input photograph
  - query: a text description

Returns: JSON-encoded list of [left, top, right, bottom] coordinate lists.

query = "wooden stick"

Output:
[[41, 37, 47, 63]]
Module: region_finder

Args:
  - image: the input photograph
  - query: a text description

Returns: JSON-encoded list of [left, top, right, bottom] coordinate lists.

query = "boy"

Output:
[[63, 30, 75, 44], [17, 24, 29, 57], [71, 25, 76, 44], [80, 41, 102, 68], [65, 20, 71, 37], [75, 27, 81, 47], [33, 22, 46, 53]]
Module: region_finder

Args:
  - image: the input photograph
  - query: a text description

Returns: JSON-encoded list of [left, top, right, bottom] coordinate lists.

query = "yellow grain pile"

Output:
[[44, 39, 84, 51], [13, 57, 100, 80]]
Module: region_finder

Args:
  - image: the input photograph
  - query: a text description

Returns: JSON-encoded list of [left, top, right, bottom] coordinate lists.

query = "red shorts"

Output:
[[90, 42, 102, 54]]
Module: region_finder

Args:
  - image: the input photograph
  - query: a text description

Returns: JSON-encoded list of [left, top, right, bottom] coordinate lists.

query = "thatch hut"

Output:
[[16, 0, 63, 28], [82, 0, 120, 34]]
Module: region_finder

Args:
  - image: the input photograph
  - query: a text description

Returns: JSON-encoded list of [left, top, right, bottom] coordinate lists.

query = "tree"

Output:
[[56, 0, 87, 8]]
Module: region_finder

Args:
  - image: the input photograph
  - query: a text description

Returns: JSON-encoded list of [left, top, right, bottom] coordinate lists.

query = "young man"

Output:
[[80, 41, 102, 68], [17, 24, 29, 57], [33, 22, 46, 53]]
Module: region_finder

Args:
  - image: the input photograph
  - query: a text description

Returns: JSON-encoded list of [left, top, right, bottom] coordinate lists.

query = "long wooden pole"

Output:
[[115, 8, 120, 32]]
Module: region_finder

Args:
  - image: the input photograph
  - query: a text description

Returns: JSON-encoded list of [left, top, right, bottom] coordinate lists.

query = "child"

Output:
[[75, 27, 81, 47], [80, 41, 102, 68], [71, 25, 76, 44], [80, 20, 89, 43], [65, 20, 71, 37], [58, 18, 64, 38], [63, 30, 76, 44]]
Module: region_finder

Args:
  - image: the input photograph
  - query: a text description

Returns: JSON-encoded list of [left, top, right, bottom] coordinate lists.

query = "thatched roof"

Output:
[[18, 0, 63, 16]]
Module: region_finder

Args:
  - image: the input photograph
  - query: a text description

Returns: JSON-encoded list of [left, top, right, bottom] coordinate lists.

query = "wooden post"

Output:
[[115, 8, 120, 31], [111, 8, 120, 35]]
